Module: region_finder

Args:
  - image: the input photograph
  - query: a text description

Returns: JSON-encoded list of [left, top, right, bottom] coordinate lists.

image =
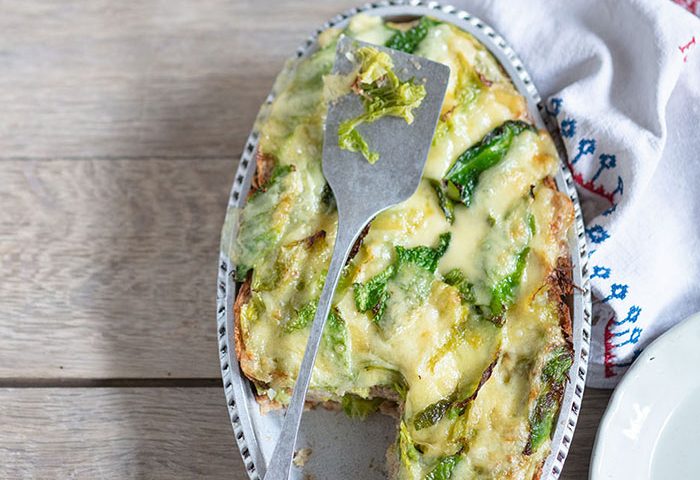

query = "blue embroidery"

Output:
[[572, 138, 596, 164], [561, 118, 576, 138], [602, 204, 617, 216], [592, 154, 616, 181], [612, 176, 624, 197], [591, 265, 611, 279], [612, 328, 630, 337], [552, 97, 644, 368], [586, 225, 610, 244], [546, 97, 562, 116], [603, 283, 629, 302], [613, 305, 641, 326], [613, 326, 643, 348]]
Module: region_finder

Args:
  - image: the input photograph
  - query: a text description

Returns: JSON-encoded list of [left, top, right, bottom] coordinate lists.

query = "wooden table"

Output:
[[0, 1, 611, 478]]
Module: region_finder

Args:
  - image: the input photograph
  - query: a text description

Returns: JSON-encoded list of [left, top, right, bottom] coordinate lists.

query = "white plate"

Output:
[[590, 312, 700, 480]]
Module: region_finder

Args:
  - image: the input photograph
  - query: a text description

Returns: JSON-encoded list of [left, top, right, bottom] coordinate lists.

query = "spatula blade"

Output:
[[322, 36, 450, 212]]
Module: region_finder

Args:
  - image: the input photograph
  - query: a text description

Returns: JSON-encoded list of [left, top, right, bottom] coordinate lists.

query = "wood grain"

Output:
[[0, 0, 360, 160], [0, 387, 242, 479], [0, 387, 608, 479], [0, 159, 232, 379]]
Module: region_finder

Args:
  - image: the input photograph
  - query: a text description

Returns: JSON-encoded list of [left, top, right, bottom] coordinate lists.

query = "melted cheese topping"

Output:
[[232, 15, 573, 480]]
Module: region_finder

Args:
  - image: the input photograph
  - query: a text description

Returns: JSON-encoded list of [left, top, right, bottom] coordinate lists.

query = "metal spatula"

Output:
[[263, 36, 449, 480]]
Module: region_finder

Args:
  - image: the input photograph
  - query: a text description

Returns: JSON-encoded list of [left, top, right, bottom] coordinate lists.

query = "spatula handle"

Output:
[[263, 215, 366, 480]]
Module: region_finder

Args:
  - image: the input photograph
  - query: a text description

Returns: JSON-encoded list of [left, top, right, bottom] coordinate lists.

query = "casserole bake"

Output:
[[220, 6, 590, 480]]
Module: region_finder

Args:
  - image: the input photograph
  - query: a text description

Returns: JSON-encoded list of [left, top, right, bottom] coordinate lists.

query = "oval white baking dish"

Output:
[[217, 2, 592, 479]]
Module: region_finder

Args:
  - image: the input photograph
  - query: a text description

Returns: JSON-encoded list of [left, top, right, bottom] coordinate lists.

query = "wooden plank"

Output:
[[561, 388, 612, 479], [0, 387, 607, 478], [0, 387, 243, 479], [0, 0, 360, 159], [0, 158, 232, 378]]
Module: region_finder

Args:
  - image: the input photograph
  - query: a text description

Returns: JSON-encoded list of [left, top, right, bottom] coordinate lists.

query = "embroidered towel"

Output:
[[456, 0, 700, 387]]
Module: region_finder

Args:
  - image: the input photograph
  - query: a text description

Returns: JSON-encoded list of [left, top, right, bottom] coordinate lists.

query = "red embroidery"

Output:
[[679, 36, 696, 63], [569, 167, 616, 204], [603, 315, 618, 377], [673, 0, 699, 15]]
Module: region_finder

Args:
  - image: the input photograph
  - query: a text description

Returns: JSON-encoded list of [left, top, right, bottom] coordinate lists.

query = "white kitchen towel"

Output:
[[453, 0, 700, 387]]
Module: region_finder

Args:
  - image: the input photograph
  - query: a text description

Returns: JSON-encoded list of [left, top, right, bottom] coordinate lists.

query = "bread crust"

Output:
[[233, 275, 260, 384], [251, 150, 275, 193], [549, 256, 574, 346], [543, 177, 575, 345]]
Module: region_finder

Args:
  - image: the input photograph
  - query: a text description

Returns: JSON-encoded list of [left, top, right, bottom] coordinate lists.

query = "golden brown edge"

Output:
[[532, 184, 575, 478]]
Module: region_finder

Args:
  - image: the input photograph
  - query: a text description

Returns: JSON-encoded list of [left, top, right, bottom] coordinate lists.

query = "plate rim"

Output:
[[589, 312, 700, 480], [216, 2, 592, 479]]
